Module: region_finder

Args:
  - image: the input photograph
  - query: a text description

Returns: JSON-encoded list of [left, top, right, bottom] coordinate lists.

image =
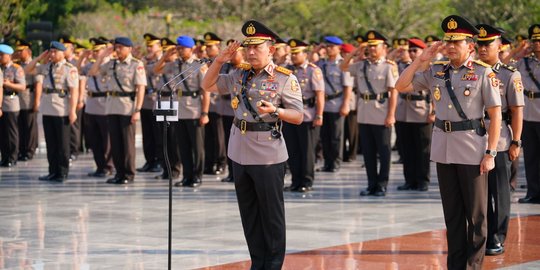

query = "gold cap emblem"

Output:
[[479, 27, 487, 38], [290, 40, 296, 47], [367, 32, 375, 39], [534, 26, 540, 34], [205, 34, 211, 40], [447, 18, 458, 30], [162, 40, 166, 46], [145, 36, 151, 41], [246, 24, 256, 35]]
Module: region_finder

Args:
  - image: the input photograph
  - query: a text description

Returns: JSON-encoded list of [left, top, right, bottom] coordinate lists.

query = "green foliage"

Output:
[[0, 0, 48, 40]]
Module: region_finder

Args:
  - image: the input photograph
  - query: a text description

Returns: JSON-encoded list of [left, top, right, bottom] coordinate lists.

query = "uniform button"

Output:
[[243, 112, 247, 117], [448, 104, 453, 109], [268, 137, 272, 140]]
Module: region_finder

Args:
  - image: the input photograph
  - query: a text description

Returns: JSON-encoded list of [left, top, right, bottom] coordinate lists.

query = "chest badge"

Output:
[[464, 88, 471, 96], [231, 96, 239, 110], [433, 86, 441, 101]]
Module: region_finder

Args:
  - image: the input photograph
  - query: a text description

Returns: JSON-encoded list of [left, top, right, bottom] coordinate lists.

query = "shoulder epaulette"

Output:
[[386, 59, 396, 65], [308, 63, 318, 68], [275, 65, 292, 76], [432, 60, 450, 65], [12, 63, 21, 69], [132, 57, 143, 63], [237, 63, 251, 70], [501, 63, 517, 72], [472, 59, 491, 68]]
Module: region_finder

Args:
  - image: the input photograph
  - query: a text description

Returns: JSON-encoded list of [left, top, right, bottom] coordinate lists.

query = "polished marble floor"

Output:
[[1, 135, 539, 269]]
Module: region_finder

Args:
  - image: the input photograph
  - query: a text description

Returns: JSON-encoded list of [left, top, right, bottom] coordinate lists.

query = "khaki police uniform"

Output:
[[36, 59, 79, 177], [413, 56, 501, 269], [17, 59, 39, 160], [395, 62, 432, 191], [349, 57, 398, 194], [0, 62, 25, 166], [98, 54, 147, 181], [163, 56, 205, 185], [484, 61, 524, 250], [515, 54, 540, 201], [283, 60, 324, 190], [81, 61, 114, 175], [316, 55, 354, 171]]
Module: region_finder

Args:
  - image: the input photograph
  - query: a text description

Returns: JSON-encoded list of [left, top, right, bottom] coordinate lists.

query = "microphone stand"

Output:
[[153, 58, 210, 270]]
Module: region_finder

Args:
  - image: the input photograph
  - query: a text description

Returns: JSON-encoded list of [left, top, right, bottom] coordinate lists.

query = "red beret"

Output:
[[408, 38, 427, 49], [341, 43, 355, 53]]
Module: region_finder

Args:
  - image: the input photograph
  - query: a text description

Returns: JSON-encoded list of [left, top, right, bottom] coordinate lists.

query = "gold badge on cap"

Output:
[[434, 86, 441, 101], [479, 27, 487, 38], [447, 18, 458, 30], [534, 26, 540, 34], [290, 40, 296, 47], [246, 24, 256, 35], [231, 96, 239, 110], [367, 32, 375, 39]]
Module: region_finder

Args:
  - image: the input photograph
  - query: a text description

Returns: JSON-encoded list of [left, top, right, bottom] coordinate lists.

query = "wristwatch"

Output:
[[510, 140, 522, 147], [134, 108, 141, 113], [485, 149, 497, 158], [270, 108, 280, 118]]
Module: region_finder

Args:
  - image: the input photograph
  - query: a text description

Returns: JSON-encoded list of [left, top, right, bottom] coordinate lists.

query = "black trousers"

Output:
[[233, 161, 286, 270], [400, 122, 432, 188], [223, 115, 234, 178], [107, 115, 136, 180], [177, 119, 204, 179], [140, 108, 162, 167], [283, 122, 318, 188], [343, 110, 358, 161], [394, 122, 404, 159], [42, 115, 70, 176], [487, 151, 511, 247], [509, 159, 519, 191], [321, 112, 343, 169], [436, 163, 487, 270], [522, 121, 540, 199], [84, 113, 113, 173], [165, 121, 182, 178], [0, 111, 19, 163], [358, 124, 391, 191], [204, 112, 226, 170], [70, 108, 83, 157], [18, 109, 38, 159]]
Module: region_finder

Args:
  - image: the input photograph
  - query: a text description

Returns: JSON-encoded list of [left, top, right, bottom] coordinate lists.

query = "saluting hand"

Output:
[[419, 41, 444, 62], [215, 41, 241, 64], [37, 50, 50, 62]]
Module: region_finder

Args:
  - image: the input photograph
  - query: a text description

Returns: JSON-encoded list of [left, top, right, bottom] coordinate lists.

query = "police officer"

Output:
[[0, 44, 26, 167], [155, 35, 209, 187], [396, 15, 502, 269], [395, 38, 433, 191], [13, 39, 39, 161], [79, 38, 114, 177], [90, 37, 146, 184], [218, 39, 247, 183], [316, 36, 353, 172], [476, 24, 525, 256], [341, 30, 398, 196], [515, 24, 540, 204], [28, 41, 79, 181], [203, 32, 227, 175], [341, 41, 360, 163], [273, 38, 290, 67], [202, 20, 303, 269], [134, 33, 164, 174], [282, 39, 324, 192]]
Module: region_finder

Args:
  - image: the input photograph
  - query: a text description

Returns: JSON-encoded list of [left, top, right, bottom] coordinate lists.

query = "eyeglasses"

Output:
[[408, 48, 419, 53]]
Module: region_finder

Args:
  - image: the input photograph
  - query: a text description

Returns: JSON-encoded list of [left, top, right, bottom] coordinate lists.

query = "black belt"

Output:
[[107, 91, 136, 98], [178, 90, 201, 98], [160, 91, 173, 97], [3, 90, 17, 96], [145, 88, 155, 95], [233, 118, 278, 132], [44, 88, 68, 97], [325, 91, 343, 100], [524, 90, 540, 99], [221, 94, 232, 100], [303, 96, 316, 108], [399, 93, 429, 102], [434, 118, 484, 133], [358, 92, 389, 101], [88, 91, 108, 98], [484, 111, 510, 122], [26, 84, 35, 92]]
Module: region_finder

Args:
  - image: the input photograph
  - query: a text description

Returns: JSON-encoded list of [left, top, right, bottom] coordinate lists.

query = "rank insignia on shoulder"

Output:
[[501, 63, 517, 72], [472, 59, 491, 68], [386, 59, 396, 65], [238, 63, 251, 70], [275, 66, 292, 76], [513, 78, 523, 92], [433, 61, 450, 65]]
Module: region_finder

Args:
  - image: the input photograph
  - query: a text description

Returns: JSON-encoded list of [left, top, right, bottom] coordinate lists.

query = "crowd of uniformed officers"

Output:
[[1, 16, 540, 269]]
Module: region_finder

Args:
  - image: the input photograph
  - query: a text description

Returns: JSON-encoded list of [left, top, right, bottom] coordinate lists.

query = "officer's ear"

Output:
[[268, 42, 276, 55]]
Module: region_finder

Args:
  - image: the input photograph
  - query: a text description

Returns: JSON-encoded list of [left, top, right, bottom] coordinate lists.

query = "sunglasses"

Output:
[[408, 48, 419, 53]]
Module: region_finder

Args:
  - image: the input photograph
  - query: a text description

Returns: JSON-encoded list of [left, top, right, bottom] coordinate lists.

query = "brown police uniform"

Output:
[[0, 61, 25, 166]]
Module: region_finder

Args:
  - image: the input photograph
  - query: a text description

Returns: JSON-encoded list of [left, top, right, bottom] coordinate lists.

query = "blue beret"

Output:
[[114, 37, 133, 47], [49, 41, 66, 51], [0, 44, 14, 55], [324, 36, 343, 45], [176, 35, 195, 48]]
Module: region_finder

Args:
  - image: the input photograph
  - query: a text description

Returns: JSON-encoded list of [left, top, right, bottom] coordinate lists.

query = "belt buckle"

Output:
[[444, 121, 452, 132], [528, 91, 535, 100], [178, 90, 183, 97], [406, 94, 412, 101], [240, 120, 247, 135], [363, 93, 370, 101]]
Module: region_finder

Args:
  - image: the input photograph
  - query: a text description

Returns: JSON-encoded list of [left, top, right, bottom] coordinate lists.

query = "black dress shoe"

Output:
[[69, 154, 77, 162], [416, 184, 429, 191], [1, 161, 16, 167], [294, 186, 313, 193], [220, 176, 234, 183], [373, 190, 386, 197], [18, 155, 29, 161], [183, 178, 202, 187], [88, 171, 111, 178], [50, 175, 67, 182], [39, 174, 56, 181], [518, 196, 540, 204], [114, 178, 134, 185], [360, 189, 375, 196], [485, 243, 504, 256], [284, 185, 299, 192], [106, 177, 119, 184], [174, 178, 189, 187], [316, 166, 338, 173], [136, 163, 151, 172], [397, 183, 415, 191], [148, 163, 163, 173]]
